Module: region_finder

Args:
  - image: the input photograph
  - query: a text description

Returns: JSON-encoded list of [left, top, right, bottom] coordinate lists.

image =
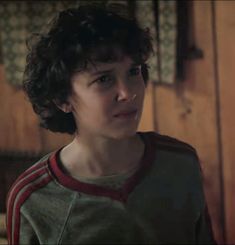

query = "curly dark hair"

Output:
[[23, 3, 153, 134]]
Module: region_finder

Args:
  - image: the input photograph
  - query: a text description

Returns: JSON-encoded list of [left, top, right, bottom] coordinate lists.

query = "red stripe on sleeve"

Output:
[[13, 175, 52, 245], [6, 160, 52, 245]]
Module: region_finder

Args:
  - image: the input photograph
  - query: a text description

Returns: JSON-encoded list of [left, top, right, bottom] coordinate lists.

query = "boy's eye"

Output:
[[93, 74, 114, 88], [98, 75, 112, 83], [129, 66, 141, 76]]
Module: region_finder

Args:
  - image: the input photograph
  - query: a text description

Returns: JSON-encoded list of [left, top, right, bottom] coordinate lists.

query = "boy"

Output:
[[7, 4, 216, 244]]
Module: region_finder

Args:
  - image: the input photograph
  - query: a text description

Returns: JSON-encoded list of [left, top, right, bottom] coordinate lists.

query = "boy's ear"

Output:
[[53, 100, 72, 113]]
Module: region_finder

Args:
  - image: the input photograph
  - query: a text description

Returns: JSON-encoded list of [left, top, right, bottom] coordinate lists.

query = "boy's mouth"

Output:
[[113, 109, 138, 119]]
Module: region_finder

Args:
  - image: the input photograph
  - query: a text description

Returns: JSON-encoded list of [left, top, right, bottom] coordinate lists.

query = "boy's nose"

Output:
[[115, 81, 135, 102]]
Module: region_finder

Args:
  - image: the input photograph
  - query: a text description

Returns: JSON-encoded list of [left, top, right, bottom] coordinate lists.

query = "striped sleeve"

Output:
[[6, 159, 52, 245]]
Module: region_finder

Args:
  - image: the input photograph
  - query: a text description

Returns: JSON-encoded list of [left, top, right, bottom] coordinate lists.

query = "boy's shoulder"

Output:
[[141, 131, 198, 159], [6, 152, 56, 244], [6, 152, 53, 214], [9, 153, 52, 189]]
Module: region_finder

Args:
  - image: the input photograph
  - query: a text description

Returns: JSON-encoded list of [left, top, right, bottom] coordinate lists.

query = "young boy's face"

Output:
[[67, 55, 145, 139]]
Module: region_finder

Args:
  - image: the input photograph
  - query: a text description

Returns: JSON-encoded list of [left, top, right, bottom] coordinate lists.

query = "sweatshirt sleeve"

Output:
[[6, 157, 51, 244], [193, 157, 217, 245], [195, 204, 217, 244], [18, 213, 39, 245], [7, 209, 39, 245]]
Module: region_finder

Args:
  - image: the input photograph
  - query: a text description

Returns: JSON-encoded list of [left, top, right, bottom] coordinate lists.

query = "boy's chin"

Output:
[[108, 128, 138, 140]]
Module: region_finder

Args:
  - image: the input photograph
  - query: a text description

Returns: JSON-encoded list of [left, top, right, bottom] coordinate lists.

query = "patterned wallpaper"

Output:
[[0, 1, 79, 87], [0, 1, 180, 86]]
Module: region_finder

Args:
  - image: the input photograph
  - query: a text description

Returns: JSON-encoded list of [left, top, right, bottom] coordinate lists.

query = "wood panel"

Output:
[[216, 1, 235, 243], [40, 128, 73, 153], [138, 82, 154, 131], [0, 65, 73, 154], [153, 1, 223, 243], [0, 66, 41, 153]]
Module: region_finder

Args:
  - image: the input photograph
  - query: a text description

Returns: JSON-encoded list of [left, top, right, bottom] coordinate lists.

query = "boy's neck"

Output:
[[60, 133, 144, 178]]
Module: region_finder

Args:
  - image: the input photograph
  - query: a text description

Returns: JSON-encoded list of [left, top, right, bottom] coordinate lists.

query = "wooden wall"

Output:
[[0, 1, 234, 244], [216, 1, 235, 243], [152, 1, 224, 243], [0, 66, 72, 153]]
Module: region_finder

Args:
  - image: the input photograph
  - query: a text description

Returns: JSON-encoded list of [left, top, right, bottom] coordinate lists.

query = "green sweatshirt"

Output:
[[7, 132, 216, 244]]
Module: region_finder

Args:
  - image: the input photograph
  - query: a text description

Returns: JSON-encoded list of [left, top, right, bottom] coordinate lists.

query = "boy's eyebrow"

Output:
[[89, 62, 140, 76], [90, 68, 115, 76]]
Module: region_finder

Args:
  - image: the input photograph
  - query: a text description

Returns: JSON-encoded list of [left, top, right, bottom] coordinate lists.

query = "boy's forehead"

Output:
[[85, 56, 136, 74]]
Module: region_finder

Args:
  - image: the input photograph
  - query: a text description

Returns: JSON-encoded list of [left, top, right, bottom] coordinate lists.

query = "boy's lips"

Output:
[[113, 109, 138, 118]]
